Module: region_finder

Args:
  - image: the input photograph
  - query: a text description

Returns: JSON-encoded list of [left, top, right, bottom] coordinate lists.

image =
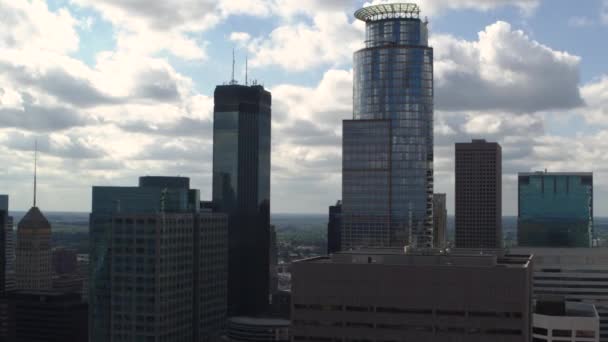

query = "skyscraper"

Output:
[[433, 193, 447, 248], [455, 139, 502, 249], [342, 3, 434, 249], [89, 177, 228, 342], [0, 208, 5, 296], [15, 207, 52, 291], [517, 172, 593, 247], [327, 201, 342, 254], [213, 83, 271, 315]]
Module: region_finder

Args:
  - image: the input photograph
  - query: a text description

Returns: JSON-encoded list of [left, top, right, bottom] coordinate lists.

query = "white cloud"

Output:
[[580, 76, 608, 125], [248, 12, 364, 71], [433, 21, 583, 112], [230, 32, 252, 45]]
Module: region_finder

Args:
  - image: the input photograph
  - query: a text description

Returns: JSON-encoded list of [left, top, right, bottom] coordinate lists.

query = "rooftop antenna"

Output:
[[245, 55, 248, 86], [230, 48, 237, 85], [33, 139, 38, 207]]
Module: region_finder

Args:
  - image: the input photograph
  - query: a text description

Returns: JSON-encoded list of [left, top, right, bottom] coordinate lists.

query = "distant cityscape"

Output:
[[0, 2, 605, 342]]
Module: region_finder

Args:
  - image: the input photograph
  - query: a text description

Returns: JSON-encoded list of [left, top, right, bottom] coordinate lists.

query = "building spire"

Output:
[[245, 55, 248, 86], [33, 139, 37, 207]]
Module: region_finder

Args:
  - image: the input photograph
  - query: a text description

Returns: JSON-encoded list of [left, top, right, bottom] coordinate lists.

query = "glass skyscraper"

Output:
[[212, 84, 271, 316], [342, 3, 434, 249], [518, 172, 593, 247]]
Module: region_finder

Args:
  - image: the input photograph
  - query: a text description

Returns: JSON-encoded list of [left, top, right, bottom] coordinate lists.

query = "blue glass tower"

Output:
[[342, 3, 434, 248], [518, 172, 593, 247]]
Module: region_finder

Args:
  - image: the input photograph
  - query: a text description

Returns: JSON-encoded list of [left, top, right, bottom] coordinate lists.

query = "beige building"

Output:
[[533, 298, 599, 342], [291, 249, 533, 342], [15, 207, 52, 291]]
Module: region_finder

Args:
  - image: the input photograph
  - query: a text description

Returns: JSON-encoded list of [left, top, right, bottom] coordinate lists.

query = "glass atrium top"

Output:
[[355, 3, 421, 22]]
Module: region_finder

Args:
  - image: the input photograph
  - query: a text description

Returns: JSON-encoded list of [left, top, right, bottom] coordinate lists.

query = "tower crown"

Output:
[[354, 3, 420, 22]]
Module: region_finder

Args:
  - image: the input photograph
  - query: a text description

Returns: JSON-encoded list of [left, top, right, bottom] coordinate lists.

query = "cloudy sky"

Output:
[[0, 0, 607, 215]]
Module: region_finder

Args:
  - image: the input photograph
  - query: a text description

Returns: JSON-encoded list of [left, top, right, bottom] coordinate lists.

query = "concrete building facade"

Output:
[[291, 249, 533, 342], [511, 247, 608, 341], [532, 299, 599, 342]]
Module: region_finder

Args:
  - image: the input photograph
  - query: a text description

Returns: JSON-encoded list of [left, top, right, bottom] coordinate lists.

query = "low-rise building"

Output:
[[533, 297, 599, 342]]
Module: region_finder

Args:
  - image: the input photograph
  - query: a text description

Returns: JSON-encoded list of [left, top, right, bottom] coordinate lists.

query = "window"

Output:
[[533, 327, 548, 335], [552, 329, 572, 337]]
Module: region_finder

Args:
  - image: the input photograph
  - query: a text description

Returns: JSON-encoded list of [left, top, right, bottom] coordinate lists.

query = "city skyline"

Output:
[[0, 0, 607, 216]]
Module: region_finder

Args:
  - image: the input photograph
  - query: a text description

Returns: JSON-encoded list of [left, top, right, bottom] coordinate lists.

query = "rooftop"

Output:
[[228, 316, 290, 327], [519, 171, 593, 177], [354, 3, 421, 22], [18, 206, 51, 230], [306, 248, 532, 268]]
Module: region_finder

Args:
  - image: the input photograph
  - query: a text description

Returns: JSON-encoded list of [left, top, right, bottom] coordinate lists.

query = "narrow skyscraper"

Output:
[[213, 83, 271, 315], [342, 3, 434, 249], [433, 193, 447, 248], [16, 146, 52, 291], [517, 172, 593, 247], [455, 139, 502, 249], [327, 201, 342, 254]]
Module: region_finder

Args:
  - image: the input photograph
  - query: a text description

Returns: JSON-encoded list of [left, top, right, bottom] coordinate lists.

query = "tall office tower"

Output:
[[433, 194, 447, 248], [213, 83, 271, 315], [292, 249, 533, 342], [342, 3, 434, 249], [89, 177, 228, 342], [455, 139, 502, 249], [517, 172, 593, 247], [511, 247, 608, 341], [0, 209, 5, 296], [327, 201, 342, 254], [15, 206, 52, 291], [52, 247, 78, 275]]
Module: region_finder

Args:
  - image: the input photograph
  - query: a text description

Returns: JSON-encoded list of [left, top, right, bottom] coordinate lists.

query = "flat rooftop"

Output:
[[519, 172, 592, 177], [304, 248, 531, 268]]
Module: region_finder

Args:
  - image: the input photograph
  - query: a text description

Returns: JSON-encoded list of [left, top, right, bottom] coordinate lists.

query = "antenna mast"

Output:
[[230, 48, 237, 85], [33, 139, 38, 207], [245, 55, 248, 86]]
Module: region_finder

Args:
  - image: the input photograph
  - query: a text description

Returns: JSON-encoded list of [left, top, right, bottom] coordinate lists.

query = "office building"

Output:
[[511, 247, 608, 341], [433, 194, 447, 248], [0, 209, 5, 296], [327, 201, 342, 254], [5, 217, 16, 292], [52, 247, 78, 275], [518, 172, 593, 247], [15, 206, 52, 291], [455, 139, 502, 249], [90, 177, 227, 342], [5, 291, 87, 342], [270, 225, 279, 295], [227, 317, 289, 342], [532, 297, 599, 342], [213, 83, 271, 315], [341, 3, 434, 249], [292, 249, 533, 342]]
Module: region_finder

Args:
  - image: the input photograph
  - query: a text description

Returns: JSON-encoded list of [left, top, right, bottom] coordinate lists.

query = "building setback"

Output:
[[89, 177, 227, 342], [518, 172, 593, 247], [291, 249, 533, 342], [455, 139, 502, 249], [327, 201, 342, 254], [511, 247, 608, 341], [213, 83, 271, 316], [341, 3, 434, 249], [433, 194, 447, 248]]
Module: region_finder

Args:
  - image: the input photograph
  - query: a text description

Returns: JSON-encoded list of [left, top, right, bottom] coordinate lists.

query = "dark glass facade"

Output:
[[0, 209, 5, 296], [455, 140, 502, 249], [327, 201, 342, 254], [342, 8, 434, 248], [517, 172, 593, 247], [212, 84, 271, 316]]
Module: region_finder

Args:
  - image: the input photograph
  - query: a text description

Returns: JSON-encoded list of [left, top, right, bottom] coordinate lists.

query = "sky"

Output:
[[0, 0, 607, 215]]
